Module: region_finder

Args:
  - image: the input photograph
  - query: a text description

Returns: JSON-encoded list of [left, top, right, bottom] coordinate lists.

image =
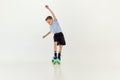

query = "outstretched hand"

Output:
[[42, 35, 46, 39], [45, 5, 49, 9]]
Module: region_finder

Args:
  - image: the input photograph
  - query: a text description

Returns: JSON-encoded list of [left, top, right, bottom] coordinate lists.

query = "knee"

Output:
[[54, 42, 57, 45], [60, 45, 63, 48]]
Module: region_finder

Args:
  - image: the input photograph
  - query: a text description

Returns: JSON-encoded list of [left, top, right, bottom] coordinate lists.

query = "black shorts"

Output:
[[54, 32, 66, 46]]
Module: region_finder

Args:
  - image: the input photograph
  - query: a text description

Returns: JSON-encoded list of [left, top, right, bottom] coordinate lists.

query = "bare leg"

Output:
[[54, 42, 57, 58], [54, 42, 57, 52], [59, 45, 63, 53]]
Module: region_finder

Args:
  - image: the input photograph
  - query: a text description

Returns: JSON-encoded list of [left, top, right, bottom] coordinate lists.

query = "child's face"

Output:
[[46, 19, 53, 25]]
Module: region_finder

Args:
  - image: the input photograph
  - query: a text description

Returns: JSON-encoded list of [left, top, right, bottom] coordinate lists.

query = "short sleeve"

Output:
[[54, 19, 57, 22]]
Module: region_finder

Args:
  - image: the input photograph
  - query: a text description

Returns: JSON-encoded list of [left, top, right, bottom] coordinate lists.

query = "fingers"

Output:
[[45, 5, 49, 8], [43, 35, 45, 38]]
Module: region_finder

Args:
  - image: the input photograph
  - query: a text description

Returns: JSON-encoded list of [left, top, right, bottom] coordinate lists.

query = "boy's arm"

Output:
[[45, 5, 56, 20], [43, 31, 51, 38]]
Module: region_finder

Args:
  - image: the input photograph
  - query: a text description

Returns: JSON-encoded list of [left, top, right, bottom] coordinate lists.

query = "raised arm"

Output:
[[45, 5, 56, 20]]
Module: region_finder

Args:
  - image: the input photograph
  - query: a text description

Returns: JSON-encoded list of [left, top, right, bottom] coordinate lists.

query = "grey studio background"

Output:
[[0, 0, 120, 80]]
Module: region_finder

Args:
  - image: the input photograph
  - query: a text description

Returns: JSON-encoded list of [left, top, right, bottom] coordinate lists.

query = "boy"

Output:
[[43, 5, 66, 61]]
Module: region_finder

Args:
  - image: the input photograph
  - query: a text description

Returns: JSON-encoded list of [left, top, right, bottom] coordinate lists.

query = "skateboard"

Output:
[[52, 57, 60, 65]]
